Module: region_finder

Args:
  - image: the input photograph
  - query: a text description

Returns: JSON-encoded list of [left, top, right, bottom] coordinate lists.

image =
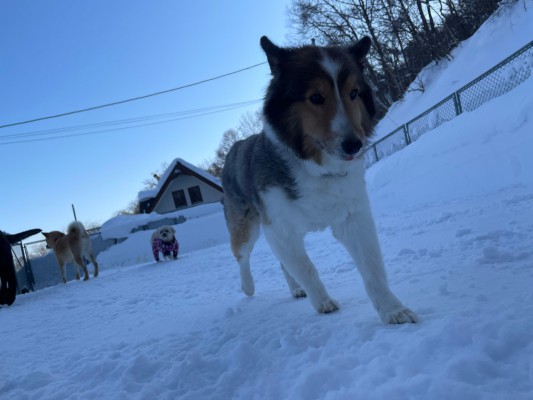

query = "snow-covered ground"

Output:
[[2, 3, 533, 399]]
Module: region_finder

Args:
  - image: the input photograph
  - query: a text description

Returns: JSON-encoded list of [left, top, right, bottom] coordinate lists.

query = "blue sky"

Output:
[[1, 0, 291, 235]]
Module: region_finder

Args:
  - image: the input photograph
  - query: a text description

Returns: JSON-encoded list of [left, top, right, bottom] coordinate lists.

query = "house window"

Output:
[[188, 186, 203, 204], [172, 190, 188, 208]]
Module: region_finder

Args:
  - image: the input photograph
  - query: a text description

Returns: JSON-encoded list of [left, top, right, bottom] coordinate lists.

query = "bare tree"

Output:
[[113, 162, 169, 217], [203, 129, 247, 177], [142, 162, 169, 190], [114, 199, 141, 216], [28, 243, 49, 259], [288, 0, 504, 116], [238, 110, 263, 137], [202, 109, 262, 177]]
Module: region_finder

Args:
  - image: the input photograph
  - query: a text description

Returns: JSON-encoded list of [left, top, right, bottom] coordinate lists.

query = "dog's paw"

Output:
[[292, 288, 307, 298], [316, 298, 340, 314], [241, 284, 254, 296], [240, 268, 255, 297], [241, 279, 255, 297], [382, 308, 418, 324]]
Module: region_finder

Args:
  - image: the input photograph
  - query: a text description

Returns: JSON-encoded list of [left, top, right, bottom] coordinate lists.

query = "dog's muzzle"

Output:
[[340, 138, 363, 160], [342, 138, 362, 155]]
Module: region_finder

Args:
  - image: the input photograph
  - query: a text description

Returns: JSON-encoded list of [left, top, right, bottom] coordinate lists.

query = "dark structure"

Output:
[[0, 228, 41, 306]]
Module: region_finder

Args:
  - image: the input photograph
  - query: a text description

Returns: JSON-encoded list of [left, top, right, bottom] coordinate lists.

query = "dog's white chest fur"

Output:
[[262, 157, 368, 232]]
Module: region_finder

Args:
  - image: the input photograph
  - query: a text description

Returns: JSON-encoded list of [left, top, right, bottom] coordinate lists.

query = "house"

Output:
[[138, 158, 223, 214]]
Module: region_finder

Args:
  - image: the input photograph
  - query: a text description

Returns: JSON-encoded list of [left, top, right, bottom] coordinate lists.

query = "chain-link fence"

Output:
[[11, 242, 35, 294], [366, 40, 533, 167]]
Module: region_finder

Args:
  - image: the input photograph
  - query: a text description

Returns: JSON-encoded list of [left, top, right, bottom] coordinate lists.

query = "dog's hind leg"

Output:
[[58, 261, 67, 284], [264, 227, 338, 314], [74, 256, 90, 281], [226, 207, 260, 297], [87, 252, 99, 277], [281, 264, 306, 298]]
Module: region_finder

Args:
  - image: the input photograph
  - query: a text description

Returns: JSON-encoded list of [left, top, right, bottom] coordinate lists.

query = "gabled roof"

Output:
[[138, 159, 222, 213]]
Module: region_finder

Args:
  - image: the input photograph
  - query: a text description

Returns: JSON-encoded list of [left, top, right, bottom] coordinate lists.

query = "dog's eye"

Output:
[[309, 93, 325, 105], [350, 89, 359, 100]]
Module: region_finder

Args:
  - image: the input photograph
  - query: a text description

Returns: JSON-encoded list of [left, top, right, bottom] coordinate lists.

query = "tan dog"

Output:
[[42, 221, 99, 283]]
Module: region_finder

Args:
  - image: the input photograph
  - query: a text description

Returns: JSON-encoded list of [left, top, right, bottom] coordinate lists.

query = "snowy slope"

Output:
[[2, 3, 533, 399], [375, 2, 533, 138]]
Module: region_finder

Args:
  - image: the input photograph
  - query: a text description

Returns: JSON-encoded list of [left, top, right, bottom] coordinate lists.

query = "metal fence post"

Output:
[[22, 244, 35, 291], [403, 123, 411, 145], [453, 91, 463, 116]]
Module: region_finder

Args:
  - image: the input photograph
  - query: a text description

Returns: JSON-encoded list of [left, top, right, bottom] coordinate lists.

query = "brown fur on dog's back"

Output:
[[42, 221, 99, 284]]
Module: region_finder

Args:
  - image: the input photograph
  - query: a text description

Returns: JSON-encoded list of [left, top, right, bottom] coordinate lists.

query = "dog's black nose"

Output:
[[341, 138, 362, 155]]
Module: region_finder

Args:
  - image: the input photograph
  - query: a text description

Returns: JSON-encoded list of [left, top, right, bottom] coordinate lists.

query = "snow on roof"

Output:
[[138, 158, 221, 201], [176, 158, 222, 187]]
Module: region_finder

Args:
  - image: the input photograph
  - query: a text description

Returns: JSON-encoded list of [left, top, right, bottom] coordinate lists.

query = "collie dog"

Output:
[[42, 221, 99, 283], [221, 36, 417, 324]]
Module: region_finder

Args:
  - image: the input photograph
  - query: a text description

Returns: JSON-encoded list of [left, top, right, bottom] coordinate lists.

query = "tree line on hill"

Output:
[[288, 0, 513, 116]]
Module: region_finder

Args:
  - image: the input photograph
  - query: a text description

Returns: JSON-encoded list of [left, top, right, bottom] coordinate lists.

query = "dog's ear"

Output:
[[42, 232, 48, 238], [171, 227, 176, 234], [349, 36, 371, 63], [260, 36, 287, 75]]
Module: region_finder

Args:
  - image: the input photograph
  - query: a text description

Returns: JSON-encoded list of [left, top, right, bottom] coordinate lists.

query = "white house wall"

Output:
[[154, 174, 222, 214]]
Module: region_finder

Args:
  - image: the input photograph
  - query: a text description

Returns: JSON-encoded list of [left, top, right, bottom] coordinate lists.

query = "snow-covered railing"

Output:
[[366, 39, 533, 167]]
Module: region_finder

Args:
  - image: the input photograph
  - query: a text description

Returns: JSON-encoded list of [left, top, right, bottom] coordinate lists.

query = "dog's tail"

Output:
[[4, 229, 42, 245], [67, 221, 88, 238]]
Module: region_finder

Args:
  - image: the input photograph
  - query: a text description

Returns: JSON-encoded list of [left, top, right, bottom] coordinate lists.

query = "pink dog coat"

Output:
[[152, 237, 179, 261]]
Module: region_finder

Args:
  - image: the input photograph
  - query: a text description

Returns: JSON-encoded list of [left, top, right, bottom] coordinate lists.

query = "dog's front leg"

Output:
[[332, 204, 417, 324], [264, 227, 338, 314]]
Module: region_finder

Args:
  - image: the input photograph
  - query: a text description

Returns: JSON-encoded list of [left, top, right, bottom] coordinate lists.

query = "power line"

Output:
[[0, 99, 262, 141], [0, 61, 268, 130], [0, 99, 263, 146]]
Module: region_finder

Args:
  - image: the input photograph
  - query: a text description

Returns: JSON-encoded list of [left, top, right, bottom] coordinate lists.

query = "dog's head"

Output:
[[42, 231, 64, 249], [261, 36, 376, 165], [155, 226, 176, 243]]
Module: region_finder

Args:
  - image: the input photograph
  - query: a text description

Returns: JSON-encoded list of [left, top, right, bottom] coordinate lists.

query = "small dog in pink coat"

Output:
[[151, 226, 179, 262]]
